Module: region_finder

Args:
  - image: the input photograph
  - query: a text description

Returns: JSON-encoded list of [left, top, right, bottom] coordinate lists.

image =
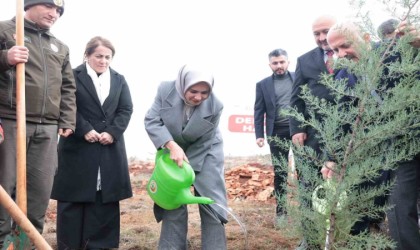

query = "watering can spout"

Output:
[[176, 188, 214, 205]]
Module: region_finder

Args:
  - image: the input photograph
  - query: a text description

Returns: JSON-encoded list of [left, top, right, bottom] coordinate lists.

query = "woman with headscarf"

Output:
[[51, 36, 133, 250], [144, 64, 228, 249]]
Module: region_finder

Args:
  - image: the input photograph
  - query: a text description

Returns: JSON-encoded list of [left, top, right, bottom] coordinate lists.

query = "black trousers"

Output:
[[387, 155, 420, 250], [268, 124, 291, 215], [56, 191, 120, 250]]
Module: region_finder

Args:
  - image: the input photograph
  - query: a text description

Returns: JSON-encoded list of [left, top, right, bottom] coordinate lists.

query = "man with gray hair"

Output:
[[326, 19, 420, 250]]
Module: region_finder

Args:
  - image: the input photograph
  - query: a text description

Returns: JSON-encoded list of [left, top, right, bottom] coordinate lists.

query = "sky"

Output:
[[1, 0, 394, 160]]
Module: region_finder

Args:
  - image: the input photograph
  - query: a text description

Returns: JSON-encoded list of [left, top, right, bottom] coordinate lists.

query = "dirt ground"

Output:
[[41, 155, 300, 250]]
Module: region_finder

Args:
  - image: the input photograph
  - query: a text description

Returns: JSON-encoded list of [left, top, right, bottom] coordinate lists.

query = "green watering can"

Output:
[[147, 149, 214, 210], [312, 179, 347, 215]]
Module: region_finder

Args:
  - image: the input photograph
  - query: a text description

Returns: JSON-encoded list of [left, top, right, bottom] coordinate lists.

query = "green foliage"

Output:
[[271, 0, 420, 249]]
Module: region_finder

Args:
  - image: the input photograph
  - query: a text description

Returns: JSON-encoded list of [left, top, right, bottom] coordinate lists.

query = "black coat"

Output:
[[51, 63, 133, 203]]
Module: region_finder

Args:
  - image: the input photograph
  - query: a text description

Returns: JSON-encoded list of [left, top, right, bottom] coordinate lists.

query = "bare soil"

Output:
[[42, 155, 300, 250]]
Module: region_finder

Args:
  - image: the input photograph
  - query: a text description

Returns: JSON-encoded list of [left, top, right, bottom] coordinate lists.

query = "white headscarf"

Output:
[[175, 64, 214, 103]]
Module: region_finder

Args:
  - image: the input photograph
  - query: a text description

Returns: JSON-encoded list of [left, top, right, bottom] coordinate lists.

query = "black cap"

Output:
[[24, 0, 64, 16]]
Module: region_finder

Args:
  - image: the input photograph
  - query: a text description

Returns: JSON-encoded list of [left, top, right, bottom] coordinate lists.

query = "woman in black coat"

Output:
[[51, 36, 133, 250]]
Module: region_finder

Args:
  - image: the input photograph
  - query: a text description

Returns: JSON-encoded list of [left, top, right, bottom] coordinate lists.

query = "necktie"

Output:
[[325, 50, 334, 74]]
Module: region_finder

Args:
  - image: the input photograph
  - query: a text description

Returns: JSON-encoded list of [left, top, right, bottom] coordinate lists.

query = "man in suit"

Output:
[[254, 48, 295, 220], [325, 19, 420, 250], [290, 14, 336, 152], [289, 15, 336, 250]]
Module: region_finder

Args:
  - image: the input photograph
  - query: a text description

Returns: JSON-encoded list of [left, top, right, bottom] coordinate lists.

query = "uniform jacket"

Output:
[[0, 18, 76, 129], [144, 81, 228, 221], [289, 47, 333, 136], [254, 71, 295, 139], [51, 63, 133, 203]]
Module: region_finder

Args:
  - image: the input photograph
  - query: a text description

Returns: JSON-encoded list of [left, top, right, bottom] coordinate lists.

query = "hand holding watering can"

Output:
[[147, 149, 214, 210]]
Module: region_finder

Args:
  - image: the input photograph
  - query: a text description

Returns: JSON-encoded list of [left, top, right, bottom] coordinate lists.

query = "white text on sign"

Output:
[[228, 115, 255, 133]]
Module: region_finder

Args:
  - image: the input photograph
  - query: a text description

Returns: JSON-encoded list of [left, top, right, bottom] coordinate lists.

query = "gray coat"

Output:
[[144, 81, 228, 221]]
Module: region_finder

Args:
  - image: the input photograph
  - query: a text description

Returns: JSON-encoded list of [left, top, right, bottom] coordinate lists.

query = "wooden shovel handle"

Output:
[[15, 0, 27, 215], [0, 185, 52, 250]]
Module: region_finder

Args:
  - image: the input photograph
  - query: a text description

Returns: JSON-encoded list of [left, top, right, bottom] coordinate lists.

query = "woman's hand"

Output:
[[84, 130, 100, 143], [164, 140, 189, 167], [99, 132, 114, 145]]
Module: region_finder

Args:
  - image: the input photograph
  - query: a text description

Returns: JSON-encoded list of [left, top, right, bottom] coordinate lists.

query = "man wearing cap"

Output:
[[0, 0, 76, 245]]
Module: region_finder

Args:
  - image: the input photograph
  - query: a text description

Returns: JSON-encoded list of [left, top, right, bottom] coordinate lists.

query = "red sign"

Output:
[[228, 115, 255, 133]]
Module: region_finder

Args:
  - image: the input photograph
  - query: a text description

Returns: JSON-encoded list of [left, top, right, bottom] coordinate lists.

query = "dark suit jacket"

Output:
[[254, 71, 295, 139], [289, 47, 334, 136]]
